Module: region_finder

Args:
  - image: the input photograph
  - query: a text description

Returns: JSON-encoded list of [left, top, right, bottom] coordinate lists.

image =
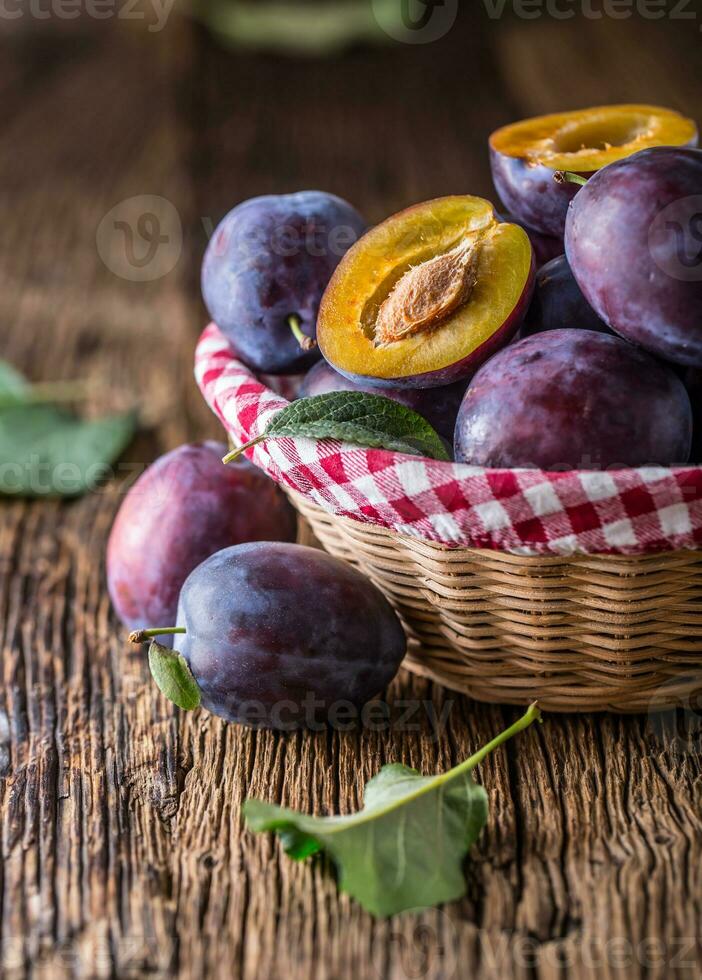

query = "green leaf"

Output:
[[148, 640, 201, 711], [0, 361, 29, 404], [0, 405, 136, 497], [226, 392, 451, 463], [244, 703, 542, 917], [194, 0, 398, 56]]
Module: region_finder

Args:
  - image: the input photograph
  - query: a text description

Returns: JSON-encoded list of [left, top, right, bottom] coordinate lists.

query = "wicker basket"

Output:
[[291, 491, 702, 713], [198, 324, 702, 715]]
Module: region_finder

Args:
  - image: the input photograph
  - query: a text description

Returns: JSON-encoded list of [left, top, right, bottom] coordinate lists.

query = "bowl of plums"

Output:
[[110, 104, 702, 718]]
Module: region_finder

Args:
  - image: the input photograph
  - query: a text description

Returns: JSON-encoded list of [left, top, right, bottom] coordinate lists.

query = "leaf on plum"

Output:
[[244, 703, 542, 917], [148, 640, 201, 711], [227, 391, 451, 463]]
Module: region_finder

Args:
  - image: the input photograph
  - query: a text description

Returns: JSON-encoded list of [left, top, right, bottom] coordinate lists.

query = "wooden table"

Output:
[[1, 10, 701, 978]]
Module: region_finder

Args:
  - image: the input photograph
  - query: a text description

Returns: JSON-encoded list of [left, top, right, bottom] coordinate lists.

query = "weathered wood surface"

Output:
[[1, 11, 702, 979]]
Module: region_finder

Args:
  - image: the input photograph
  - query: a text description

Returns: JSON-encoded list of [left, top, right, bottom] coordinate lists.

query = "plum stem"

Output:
[[0, 378, 95, 409], [222, 436, 265, 465], [553, 171, 589, 187], [129, 627, 187, 644], [288, 314, 317, 352]]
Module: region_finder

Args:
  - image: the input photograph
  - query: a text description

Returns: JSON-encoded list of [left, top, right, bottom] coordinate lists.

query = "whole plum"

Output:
[[565, 147, 702, 367], [454, 330, 692, 470], [300, 360, 469, 444], [202, 191, 366, 375], [107, 442, 297, 633], [523, 256, 610, 337], [171, 543, 407, 729]]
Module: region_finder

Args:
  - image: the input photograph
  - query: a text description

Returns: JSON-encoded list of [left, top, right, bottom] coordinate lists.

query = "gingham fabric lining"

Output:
[[195, 323, 702, 556]]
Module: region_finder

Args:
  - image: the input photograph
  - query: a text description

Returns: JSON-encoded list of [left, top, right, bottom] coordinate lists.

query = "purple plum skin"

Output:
[[491, 147, 581, 238], [565, 147, 702, 368], [202, 191, 367, 375], [523, 255, 611, 337], [300, 360, 469, 444], [454, 330, 692, 470], [174, 543, 407, 729], [107, 442, 297, 633], [497, 211, 564, 267]]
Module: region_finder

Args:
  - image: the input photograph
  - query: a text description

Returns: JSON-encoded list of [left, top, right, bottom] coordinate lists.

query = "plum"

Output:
[[300, 359, 469, 444], [490, 105, 697, 237], [136, 543, 407, 730], [523, 256, 610, 337], [317, 196, 534, 389], [565, 146, 702, 368], [107, 442, 297, 633], [454, 330, 692, 470], [202, 191, 366, 375]]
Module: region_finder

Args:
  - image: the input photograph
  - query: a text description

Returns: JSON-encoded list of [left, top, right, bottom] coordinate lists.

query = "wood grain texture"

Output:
[[0, 11, 701, 979]]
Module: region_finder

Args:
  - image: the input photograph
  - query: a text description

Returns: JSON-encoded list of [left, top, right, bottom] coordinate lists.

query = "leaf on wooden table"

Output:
[[244, 703, 542, 917]]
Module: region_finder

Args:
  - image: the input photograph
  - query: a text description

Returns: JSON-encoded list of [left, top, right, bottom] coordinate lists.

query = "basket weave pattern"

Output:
[[293, 492, 702, 713]]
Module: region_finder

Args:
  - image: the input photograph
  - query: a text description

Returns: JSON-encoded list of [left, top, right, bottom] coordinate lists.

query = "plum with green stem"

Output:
[[130, 542, 407, 730], [202, 191, 366, 374]]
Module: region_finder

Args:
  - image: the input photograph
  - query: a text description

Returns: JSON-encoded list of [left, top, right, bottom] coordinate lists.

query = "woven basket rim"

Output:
[[196, 323, 702, 557]]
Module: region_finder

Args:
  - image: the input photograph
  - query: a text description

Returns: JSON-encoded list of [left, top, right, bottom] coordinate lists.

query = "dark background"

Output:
[[1, 4, 702, 978]]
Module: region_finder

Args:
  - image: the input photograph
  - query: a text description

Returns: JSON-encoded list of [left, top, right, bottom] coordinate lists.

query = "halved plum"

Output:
[[490, 104, 698, 238], [317, 197, 534, 389]]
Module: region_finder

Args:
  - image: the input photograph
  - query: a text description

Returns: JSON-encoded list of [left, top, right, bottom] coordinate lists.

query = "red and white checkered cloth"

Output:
[[195, 323, 702, 556]]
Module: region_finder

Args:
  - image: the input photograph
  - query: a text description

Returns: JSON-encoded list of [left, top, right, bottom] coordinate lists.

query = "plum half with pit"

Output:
[[300, 360, 469, 444], [490, 104, 697, 238], [107, 442, 297, 633], [317, 196, 534, 389], [454, 330, 692, 470], [133, 543, 407, 730], [565, 146, 702, 368], [523, 255, 610, 337], [202, 191, 366, 375]]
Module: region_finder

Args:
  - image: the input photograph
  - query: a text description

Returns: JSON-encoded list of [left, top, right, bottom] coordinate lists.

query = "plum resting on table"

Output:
[[202, 191, 366, 375], [107, 442, 297, 633], [523, 255, 610, 337], [454, 330, 692, 470], [300, 359, 469, 444], [565, 147, 702, 368], [172, 543, 407, 729]]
